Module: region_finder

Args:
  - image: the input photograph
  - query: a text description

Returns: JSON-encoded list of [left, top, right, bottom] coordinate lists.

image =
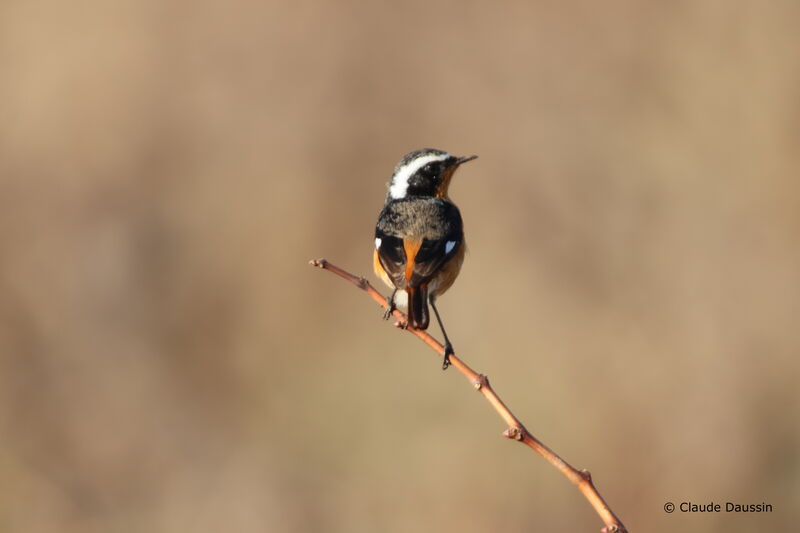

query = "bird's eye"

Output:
[[422, 163, 438, 176]]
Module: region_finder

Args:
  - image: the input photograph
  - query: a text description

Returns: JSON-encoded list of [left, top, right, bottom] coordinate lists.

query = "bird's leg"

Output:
[[383, 288, 398, 320], [430, 296, 454, 370]]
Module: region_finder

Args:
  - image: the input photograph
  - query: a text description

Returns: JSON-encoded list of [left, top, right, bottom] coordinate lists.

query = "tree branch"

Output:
[[309, 258, 627, 533]]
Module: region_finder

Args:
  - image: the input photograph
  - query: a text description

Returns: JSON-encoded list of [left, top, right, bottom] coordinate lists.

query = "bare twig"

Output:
[[309, 258, 627, 533]]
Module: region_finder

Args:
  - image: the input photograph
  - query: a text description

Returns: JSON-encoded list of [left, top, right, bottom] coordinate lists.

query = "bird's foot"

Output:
[[442, 342, 454, 370], [382, 292, 397, 320]]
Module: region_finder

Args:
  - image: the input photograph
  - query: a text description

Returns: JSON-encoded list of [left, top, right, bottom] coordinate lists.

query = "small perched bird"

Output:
[[373, 148, 477, 369]]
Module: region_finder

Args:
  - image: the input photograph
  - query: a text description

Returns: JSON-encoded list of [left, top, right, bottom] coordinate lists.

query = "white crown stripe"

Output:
[[388, 153, 451, 199]]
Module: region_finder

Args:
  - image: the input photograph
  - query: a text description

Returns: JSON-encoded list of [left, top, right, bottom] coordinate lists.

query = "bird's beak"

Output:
[[438, 155, 476, 197], [455, 155, 478, 166]]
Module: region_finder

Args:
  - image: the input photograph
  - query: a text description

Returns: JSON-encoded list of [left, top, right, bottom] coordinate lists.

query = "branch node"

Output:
[[472, 373, 489, 390], [503, 426, 526, 441], [393, 319, 410, 329], [580, 469, 592, 482], [473, 374, 489, 390], [309, 258, 328, 268], [356, 276, 369, 289]]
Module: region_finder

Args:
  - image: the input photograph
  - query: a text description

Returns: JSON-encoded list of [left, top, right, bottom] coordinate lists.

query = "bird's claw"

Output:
[[442, 342, 454, 370], [382, 291, 397, 321]]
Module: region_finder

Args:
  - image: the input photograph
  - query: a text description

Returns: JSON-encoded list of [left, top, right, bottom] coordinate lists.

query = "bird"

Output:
[[373, 148, 477, 369]]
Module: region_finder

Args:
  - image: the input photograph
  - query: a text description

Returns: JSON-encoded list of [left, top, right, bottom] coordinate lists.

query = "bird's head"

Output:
[[387, 148, 477, 200]]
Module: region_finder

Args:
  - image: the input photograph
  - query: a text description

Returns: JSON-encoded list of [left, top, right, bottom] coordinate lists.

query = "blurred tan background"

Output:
[[1, 1, 798, 532]]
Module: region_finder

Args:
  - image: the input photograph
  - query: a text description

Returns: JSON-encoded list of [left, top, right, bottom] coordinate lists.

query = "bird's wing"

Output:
[[375, 230, 408, 288], [405, 235, 462, 287]]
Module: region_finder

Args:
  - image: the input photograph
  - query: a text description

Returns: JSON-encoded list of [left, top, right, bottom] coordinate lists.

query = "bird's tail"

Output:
[[406, 285, 429, 330]]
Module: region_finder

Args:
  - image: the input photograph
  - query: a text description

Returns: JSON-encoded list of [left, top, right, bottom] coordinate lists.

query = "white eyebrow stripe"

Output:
[[375, 237, 382, 249], [445, 240, 457, 254], [388, 153, 451, 199]]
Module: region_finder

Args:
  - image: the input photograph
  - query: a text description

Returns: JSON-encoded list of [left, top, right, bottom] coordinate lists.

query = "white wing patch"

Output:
[[375, 237, 382, 249], [445, 240, 457, 254], [388, 152, 451, 199]]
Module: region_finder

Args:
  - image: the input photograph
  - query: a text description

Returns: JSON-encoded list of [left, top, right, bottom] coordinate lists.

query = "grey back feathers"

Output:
[[375, 197, 462, 241]]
